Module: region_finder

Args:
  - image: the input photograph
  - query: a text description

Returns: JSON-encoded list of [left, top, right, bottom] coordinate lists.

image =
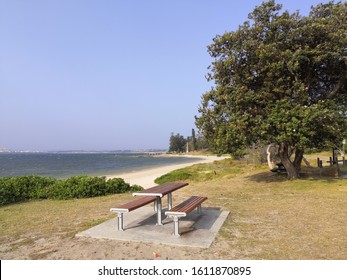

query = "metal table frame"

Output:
[[132, 182, 188, 225]]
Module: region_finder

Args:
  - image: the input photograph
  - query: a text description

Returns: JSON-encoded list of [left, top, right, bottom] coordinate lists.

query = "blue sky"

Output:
[[0, 0, 327, 151]]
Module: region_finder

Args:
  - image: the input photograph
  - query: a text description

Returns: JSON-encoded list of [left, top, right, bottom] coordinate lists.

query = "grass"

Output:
[[0, 194, 131, 252], [155, 159, 267, 183], [0, 158, 346, 259], [205, 177, 346, 259]]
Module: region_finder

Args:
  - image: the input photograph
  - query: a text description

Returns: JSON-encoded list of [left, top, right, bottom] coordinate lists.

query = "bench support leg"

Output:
[[173, 216, 180, 236], [117, 213, 124, 231], [197, 204, 202, 214]]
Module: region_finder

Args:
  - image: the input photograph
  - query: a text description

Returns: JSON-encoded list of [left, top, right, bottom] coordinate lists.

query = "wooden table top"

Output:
[[133, 182, 189, 197]]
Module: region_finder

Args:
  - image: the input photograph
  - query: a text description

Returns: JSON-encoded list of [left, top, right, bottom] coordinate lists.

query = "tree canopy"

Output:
[[168, 133, 187, 153], [195, 0, 347, 178]]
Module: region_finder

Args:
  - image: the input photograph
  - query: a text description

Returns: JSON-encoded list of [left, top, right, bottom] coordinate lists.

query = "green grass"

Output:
[[155, 159, 268, 184], [0, 159, 346, 259]]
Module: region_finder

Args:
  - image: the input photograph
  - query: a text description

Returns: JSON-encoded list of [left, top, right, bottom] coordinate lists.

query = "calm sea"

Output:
[[0, 152, 202, 179]]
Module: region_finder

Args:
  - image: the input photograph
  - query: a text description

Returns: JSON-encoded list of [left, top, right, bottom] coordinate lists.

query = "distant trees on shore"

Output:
[[168, 129, 209, 153]]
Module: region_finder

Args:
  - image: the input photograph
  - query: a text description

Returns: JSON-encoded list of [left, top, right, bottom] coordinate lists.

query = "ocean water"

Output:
[[0, 152, 202, 179]]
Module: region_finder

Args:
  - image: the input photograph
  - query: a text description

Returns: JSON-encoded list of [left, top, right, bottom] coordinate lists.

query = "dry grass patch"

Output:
[[195, 174, 347, 259], [0, 159, 346, 259], [0, 193, 132, 254]]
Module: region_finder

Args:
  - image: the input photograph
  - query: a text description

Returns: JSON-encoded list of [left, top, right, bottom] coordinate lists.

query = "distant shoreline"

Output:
[[0, 150, 167, 154], [0, 152, 228, 180]]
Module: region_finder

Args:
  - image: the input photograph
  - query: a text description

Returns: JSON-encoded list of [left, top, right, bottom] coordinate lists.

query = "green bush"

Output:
[[106, 178, 142, 194], [0, 177, 19, 205], [0, 175, 57, 205], [60, 176, 107, 199], [26, 176, 57, 199], [0, 175, 143, 205]]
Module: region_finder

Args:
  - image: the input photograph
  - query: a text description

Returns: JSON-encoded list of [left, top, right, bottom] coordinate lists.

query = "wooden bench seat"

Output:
[[110, 196, 157, 231], [165, 196, 208, 236]]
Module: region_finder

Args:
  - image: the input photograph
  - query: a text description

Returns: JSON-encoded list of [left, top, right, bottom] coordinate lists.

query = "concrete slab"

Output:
[[76, 207, 229, 248]]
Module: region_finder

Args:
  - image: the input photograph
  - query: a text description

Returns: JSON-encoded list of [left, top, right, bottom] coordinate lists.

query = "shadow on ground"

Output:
[[76, 206, 229, 248]]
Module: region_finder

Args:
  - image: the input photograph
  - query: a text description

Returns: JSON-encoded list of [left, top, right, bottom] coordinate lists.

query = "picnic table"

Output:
[[132, 182, 188, 225]]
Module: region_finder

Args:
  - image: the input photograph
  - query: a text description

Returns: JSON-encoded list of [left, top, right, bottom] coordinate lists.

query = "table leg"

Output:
[[154, 199, 157, 212], [168, 193, 172, 210], [156, 197, 163, 225]]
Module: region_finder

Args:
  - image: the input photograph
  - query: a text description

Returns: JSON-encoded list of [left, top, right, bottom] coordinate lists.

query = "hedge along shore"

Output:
[[106, 155, 229, 188]]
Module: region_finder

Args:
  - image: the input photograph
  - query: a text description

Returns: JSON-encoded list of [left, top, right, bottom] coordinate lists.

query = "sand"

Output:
[[0, 154, 230, 260], [105, 155, 229, 188]]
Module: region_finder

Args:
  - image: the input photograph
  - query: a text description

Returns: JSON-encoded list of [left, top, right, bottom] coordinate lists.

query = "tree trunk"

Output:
[[278, 143, 300, 179], [293, 148, 304, 172], [266, 144, 277, 169]]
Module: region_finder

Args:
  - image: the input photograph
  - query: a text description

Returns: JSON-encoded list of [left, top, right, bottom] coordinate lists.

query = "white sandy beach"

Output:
[[106, 155, 229, 188]]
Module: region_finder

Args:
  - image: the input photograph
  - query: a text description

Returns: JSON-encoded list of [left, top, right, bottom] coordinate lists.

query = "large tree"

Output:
[[196, 1, 347, 179]]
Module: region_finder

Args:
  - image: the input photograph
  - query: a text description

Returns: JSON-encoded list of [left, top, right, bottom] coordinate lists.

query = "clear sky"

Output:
[[0, 0, 327, 151]]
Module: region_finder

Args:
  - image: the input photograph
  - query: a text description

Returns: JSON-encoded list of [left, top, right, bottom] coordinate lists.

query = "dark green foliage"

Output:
[[46, 176, 108, 199], [0, 175, 56, 205], [0, 175, 143, 206], [168, 130, 210, 152], [196, 1, 347, 178], [169, 133, 187, 153], [106, 178, 143, 194]]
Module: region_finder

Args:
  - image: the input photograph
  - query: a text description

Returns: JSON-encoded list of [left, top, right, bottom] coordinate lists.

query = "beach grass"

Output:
[[155, 158, 267, 184], [0, 158, 346, 259]]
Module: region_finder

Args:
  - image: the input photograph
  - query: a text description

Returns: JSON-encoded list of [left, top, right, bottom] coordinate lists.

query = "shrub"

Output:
[[0, 175, 57, 205], [62, 176, 107, 199], [129, 184, 143, 192], [106, 178, 143, 194], [0, 177, 18, 205], [0, 175, 144, 205], [26, 176, 57, 199], [106, 178, 131, 194]]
